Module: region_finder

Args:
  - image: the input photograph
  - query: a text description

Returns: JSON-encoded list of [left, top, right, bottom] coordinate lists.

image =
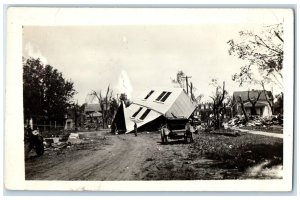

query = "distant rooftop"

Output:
[[233, 90, 273, 102]]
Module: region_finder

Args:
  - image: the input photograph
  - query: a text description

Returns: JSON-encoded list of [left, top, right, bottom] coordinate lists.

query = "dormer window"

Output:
[[140, 109, 151, 120], [161, 92, 172, 102], [132, 107, 142, 118], [156, 91, 167, 101], [155, 91, 172, 102], [144, 90, 154, 100]]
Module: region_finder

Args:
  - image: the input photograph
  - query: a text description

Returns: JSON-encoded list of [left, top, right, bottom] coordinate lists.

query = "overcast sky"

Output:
[[22, 10, 285, 104]]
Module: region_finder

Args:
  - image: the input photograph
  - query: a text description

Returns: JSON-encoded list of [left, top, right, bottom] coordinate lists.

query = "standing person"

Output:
[[134, 123, 137, 137]]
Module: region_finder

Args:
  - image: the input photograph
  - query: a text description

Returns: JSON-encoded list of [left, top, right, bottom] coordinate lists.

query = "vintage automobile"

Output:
[[160, 117, 195, 144]]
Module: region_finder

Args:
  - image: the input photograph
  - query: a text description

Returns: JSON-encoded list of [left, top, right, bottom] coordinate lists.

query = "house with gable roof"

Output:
[[113, 87, 197, 133], [233, 90, 274, 117]]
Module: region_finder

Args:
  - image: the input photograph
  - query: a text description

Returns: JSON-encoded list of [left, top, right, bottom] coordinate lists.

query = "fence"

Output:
[[31, 123, 65, 132]]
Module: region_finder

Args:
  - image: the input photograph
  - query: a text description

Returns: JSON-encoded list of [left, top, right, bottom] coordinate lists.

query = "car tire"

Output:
[[35, 136, 44, 156], [35, 142, 44, 156], [161, 133, 165, 144], [164, 134, 168, 144], [185, 132, 193, 144]]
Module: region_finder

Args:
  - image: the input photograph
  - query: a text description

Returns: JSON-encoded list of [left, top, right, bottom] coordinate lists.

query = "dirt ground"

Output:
[[25, 131, 282, 180]]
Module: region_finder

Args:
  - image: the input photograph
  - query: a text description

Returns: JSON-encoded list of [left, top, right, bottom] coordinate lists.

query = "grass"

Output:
[[190, 131, 283, 172], [240, 126, 283, 134], [141, 130, 283, 180]]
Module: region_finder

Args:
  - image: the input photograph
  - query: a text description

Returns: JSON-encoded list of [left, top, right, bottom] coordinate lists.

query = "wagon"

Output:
[[160, 117, 195, 144]]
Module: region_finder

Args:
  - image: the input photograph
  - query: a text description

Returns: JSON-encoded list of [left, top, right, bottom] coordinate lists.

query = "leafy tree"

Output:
[[66, 101, 84, 130], [228, 23, 283, 87], [23, 57, 76, 127]]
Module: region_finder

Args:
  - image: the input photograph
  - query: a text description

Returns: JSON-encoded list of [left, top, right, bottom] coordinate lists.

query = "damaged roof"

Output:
[[119, 87, 197, 133]]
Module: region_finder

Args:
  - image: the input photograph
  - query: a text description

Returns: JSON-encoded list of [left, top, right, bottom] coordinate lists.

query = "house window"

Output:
[[139, 109, 151, 120], [160, 92, 172, 102], [132, 107, 143, 118], [144, 90, 154, 100], [156, 91, 167, 101]]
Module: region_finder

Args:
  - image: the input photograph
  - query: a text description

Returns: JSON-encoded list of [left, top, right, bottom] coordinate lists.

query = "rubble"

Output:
[[196, 125, 205, 131], [226, 114, 283, 129], [67, 138, 84, 145], [69, 133, 79, 139]]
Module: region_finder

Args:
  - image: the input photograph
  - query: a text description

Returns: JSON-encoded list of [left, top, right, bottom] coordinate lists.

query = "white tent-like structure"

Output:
[[113, 87, 197, 133]]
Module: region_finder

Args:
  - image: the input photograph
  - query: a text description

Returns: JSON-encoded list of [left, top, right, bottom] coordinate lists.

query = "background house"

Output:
[[233, 90, 274, 117], [84, 104, 102, 122]]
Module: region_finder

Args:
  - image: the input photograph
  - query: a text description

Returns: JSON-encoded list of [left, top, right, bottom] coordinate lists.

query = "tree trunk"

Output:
[[250, 103, 257, 115], [215, 109, 220, 129], [248, 90, 262, 116], [238, 96, 249, 122]]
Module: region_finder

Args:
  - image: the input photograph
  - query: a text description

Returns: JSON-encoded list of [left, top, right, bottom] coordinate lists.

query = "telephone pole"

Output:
[[190, 82, 193, 100], [181, 75, 192, 95]]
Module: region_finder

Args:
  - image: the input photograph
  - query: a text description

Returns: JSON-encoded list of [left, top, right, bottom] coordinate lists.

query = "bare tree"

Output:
[[260, 81, 274, 115], [237, 96, 249, 122], [226, 96, 236, 118], [90, 85, 113, 129], [247, 90, 262, 115], [172, 70, 186, 89], [172, 70, 193, 98], [196, 94, 204, 104], [209, 80, 227, 129]]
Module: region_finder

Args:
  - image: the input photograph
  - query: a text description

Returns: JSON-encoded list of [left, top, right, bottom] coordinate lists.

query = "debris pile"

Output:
[[43, 131, 109, 153], [84, 122, 98, 130], [226, 114, 283, 128]]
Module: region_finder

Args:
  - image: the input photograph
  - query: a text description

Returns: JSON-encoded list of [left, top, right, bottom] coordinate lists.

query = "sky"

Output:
[[22, 10, 285, 105]]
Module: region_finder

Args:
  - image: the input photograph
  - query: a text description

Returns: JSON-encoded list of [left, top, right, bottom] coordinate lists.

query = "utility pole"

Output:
[[181, 75, 192, 95], [190, 82, 193, 100], [74, 100, 78, 131]]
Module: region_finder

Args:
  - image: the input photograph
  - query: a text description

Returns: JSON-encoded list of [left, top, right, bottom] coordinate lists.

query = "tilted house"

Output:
[[113, 87, 197, 133], [233, 90, 274, 117]]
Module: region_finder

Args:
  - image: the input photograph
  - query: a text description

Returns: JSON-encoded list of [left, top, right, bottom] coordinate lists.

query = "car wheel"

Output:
[[35, 137, 44, 156], [161, 133, 165, 144], [188, 135, 193, 143], [35, 143, 44, 156], [185, 132, 193, 144], [164, 134, 168, 144]]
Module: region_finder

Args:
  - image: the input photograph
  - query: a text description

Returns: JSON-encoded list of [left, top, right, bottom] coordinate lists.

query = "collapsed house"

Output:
[[112, 87, 197, 133]]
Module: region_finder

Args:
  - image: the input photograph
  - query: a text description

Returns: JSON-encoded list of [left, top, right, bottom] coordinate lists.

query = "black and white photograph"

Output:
[[4, 7, 294, 191]]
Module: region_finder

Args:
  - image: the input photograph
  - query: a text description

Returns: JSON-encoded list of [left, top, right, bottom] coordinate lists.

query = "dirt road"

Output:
[[26, 130, 283, 180], [26, 132, 161, 180]]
